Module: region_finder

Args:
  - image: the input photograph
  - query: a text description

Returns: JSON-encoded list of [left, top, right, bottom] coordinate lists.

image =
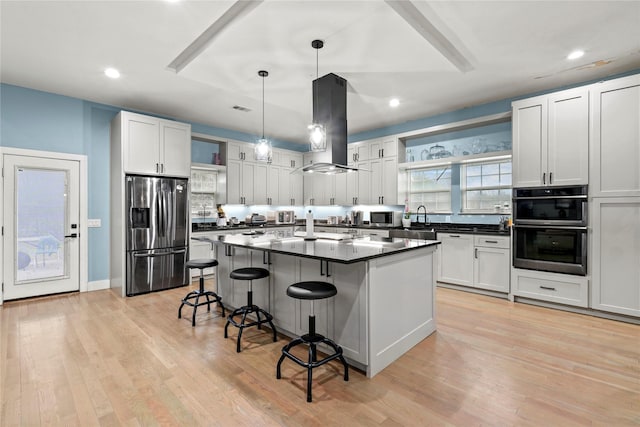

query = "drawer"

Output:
[[474, 235, 509, 249], [512, 268, 588, 307]]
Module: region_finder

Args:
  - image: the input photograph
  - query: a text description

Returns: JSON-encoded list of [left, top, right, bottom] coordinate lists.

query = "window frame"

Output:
[[407, 165, 453, 214], [460, 156, 512, 214]]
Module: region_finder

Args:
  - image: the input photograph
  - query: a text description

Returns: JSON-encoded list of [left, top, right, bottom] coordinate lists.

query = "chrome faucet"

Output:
[[416, 205, 429, 225]]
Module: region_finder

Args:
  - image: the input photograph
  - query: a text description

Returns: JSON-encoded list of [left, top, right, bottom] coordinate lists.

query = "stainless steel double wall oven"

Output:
[[512, 185, 588, 276]]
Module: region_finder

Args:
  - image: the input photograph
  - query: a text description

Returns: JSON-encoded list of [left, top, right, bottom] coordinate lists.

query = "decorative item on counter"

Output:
[[402, 198, 412, 228], [305, 210, 316, 240], [216, 204, 227, 226]]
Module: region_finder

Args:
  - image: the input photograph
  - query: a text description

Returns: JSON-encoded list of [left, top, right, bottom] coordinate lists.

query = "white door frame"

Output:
[[1, 147, 88, 305]]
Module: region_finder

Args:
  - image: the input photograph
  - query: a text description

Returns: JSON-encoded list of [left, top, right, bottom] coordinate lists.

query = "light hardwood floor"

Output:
[[1, 283, 639, 426]]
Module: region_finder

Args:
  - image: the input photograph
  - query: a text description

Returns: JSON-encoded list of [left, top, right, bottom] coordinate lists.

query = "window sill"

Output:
[[461, 211, 511, 215]]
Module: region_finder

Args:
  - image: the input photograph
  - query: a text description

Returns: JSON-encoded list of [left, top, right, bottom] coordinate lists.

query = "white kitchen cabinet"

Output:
[[437, 233, 474, 286], [349, 141, 370, 163], [253, 162, 269, 205], [512, 87, 589, 187], [590, 197, 640, 317], [370, 155, 398, 205], [473, 235, 510, 292], [369, 137, 398, 160], [116, 111, 191, 177], [227, 140, 256, 162], [226, 159, 256, 204], [438, 233, 509, 293], [331, 262, 368, 364], [590, 74, 640, 198], [217, 246, 270, 310], [269, 253, 299, 333], [304, 172, 336, 205], [512, 268, 588, 308]]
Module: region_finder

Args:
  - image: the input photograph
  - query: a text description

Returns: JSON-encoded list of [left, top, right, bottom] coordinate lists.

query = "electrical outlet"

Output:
[[88, 219, 101, 228]]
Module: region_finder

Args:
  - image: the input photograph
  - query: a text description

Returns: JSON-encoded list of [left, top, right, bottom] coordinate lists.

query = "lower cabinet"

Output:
[[438, 233, 474, 286], [268, 253, 368, 365], [590, 197, 640, 317], [217, 246, 270, 310], [473, 236, 510, 292], [438, 233, 510, 293], [511, 268, 589, 307]]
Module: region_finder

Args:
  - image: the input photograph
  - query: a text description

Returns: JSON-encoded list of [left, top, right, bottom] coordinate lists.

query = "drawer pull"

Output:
[[485, 240, 498, 244], [540, 286, 556, 291], [449, 235, 461, 238]]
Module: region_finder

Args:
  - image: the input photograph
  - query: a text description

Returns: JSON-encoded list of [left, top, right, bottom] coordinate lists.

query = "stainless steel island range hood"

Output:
[[298, 72, 359, 174]]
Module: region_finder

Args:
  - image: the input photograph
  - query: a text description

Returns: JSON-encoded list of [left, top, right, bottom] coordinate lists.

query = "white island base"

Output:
[[367, 247, 437, 377], [216, 238, 439, 378]]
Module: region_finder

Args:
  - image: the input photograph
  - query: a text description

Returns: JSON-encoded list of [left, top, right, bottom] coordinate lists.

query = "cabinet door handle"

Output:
[[540, 286, 556, 291], [543, 172, 546, 185], [156, 163, 159, 173], [161, 163, 165, 173], [381, 148, 384, 158], [474, 248, 478, 258], [549, 172, 553, 184]]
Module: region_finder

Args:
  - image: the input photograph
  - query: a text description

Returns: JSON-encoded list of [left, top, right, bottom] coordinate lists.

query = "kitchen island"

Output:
[[211, 230, 440, 377]]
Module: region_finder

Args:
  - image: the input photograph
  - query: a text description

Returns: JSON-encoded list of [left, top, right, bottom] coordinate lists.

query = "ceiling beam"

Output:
[[168, 0, 263, 73], [385, 0, 474, 73]]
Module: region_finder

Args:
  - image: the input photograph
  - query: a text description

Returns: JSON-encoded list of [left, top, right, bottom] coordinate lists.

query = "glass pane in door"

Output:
[[16, 168, 68, 283]]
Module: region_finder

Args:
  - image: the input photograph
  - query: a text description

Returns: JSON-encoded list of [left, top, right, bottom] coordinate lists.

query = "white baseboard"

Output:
[[87, 280, 110, 292]]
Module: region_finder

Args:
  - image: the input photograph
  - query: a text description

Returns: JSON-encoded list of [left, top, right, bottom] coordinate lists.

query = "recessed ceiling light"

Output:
[[389, 98, 400, 108], [104, 68, 120, 79], [567, 50, 584, 60]]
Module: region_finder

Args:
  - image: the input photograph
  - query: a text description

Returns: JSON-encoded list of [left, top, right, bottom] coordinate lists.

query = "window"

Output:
[[462, 159, 512, 212], [408, 166, 452, 213]]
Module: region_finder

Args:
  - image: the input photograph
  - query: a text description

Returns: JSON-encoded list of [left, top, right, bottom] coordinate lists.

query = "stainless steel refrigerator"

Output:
[[126, 175, 189, 296]]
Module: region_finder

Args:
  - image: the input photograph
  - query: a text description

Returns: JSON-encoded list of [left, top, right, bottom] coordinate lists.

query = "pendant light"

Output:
[[255, 70, 272, 162], [308, 39, 326, 152]]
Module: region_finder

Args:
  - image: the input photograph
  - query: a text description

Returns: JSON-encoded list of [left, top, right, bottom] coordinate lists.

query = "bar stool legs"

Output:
[[276, 284, 349, 403], [179, 259, 225, 327], [224, 267, 277, 352]]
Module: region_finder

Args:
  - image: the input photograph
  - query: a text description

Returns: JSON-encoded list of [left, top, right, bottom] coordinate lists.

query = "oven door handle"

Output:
[[512, 224, 588, 231], [512, 195, 588, 200]]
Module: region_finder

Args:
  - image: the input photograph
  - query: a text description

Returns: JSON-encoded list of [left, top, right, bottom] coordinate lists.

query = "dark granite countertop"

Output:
[[192, 221, 511, 236], [198, 229, 440, 264]]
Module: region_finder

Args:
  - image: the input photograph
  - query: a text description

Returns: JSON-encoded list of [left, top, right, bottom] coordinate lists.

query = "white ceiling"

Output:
[[2, 0, 640, 147]]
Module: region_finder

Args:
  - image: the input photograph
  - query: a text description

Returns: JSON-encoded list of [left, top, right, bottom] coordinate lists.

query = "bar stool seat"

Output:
[[276, 281, 349, 402], [178, 259, 225, 327], [224, 267, 277, 352]]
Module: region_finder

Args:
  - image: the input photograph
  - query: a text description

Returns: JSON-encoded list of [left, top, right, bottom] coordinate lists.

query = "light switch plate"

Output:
[[88, 219, 101, 228]]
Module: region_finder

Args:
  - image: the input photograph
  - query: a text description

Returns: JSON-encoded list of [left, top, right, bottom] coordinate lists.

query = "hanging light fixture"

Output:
[[255, 69, 272, 162], [308, 39, 326, 152]]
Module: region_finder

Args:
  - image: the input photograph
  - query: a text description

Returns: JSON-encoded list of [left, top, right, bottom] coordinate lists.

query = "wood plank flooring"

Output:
[[1, 284, 639, 426]]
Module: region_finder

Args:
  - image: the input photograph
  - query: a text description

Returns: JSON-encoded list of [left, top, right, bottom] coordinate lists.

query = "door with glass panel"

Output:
[[3, 155, 80, 300]]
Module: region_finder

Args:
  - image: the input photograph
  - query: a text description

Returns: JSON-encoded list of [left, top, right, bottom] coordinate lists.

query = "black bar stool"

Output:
[[224, 267, 277, 352], [276, 281, 349, 402], [179, 259, 225, 327]]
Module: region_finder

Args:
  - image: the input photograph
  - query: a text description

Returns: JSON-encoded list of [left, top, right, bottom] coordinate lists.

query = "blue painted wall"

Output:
[[2, 69, 639, 281]]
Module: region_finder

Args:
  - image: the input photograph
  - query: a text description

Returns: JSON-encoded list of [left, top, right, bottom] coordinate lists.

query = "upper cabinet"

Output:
[[512, 87, 589, 188], [590, 74, 640, 198], [115, 111, 191, 177]]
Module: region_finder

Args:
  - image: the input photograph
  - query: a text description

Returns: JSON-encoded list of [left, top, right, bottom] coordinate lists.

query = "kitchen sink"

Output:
[[389, 228, 437, 240]]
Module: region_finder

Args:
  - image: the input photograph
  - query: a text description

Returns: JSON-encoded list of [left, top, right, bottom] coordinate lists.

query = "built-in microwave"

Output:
[[370, 211, 402, 227]]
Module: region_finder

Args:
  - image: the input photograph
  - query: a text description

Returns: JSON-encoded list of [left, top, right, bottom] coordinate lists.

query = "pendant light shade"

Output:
[[309, 39, 327, 152], [255, 70, 272, 162]]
